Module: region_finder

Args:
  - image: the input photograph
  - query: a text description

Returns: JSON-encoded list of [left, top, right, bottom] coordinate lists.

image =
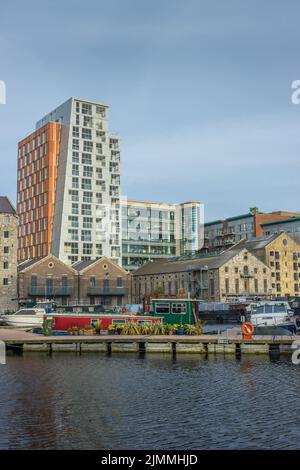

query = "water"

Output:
[[0, 352, 300, 449]]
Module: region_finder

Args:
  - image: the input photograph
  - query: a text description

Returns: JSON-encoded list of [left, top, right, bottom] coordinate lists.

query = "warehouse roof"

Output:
[[0, 196, 16, 214]]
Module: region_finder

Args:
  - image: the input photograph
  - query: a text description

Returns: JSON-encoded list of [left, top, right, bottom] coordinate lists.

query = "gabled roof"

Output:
[[238, 233, 292, 251], [72, 257, 129, 275], [18, 254, 78, 274], [133, 246, 248, 276], [18, 257, 43, 272], [0, 196, 16, 214]]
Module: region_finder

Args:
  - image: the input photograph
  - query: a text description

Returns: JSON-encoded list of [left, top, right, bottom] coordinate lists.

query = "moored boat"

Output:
[[250, 302, 297, 336], [0, 308, 46, 328]]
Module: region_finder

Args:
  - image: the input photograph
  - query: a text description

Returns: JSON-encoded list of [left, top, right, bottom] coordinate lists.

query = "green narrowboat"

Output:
[[150, 298, 198, 326]]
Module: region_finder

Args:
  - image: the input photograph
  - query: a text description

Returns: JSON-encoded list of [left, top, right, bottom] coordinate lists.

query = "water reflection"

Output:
[[0, 352, 300, 449]]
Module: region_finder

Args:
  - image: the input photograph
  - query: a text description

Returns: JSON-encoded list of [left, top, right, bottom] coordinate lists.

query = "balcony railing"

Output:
[[87, 287, 129, 296], [28, 287, 73, 296]]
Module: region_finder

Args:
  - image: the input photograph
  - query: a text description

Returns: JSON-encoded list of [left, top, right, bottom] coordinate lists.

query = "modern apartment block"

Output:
[[0, 197, 18, 312], [17, 98, 121, 266], [261, 217, 300, 245], [121, 199, 202, 271], [203, 210, 300, 253]]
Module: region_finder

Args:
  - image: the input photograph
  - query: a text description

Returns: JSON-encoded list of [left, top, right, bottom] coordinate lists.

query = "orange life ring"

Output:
[[241, 322, 254, 338]]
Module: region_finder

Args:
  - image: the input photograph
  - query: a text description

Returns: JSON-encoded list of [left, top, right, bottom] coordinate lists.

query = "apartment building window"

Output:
[[4, 231, 9, 238], [72, 126, 79, 138], [96, 106, 106, 117], [103, 279, 109, 291], [83, 191, 92, 203], [96, 143, 102, 154], [4, 246, 9, 254], [64, 242, 78, 254], [82, 128, 92, 140], [68, 229, 78, 241], [96, 155, 106, 166], [83, 141, 93, 152], [89, 276, 96, 287], [82, 103, 92, 115], [96, 168, 103, 179], [254, 279, 258, 293], [82, 204, 91, 216], [225, 278, 229, 293], [111, 246, 120, 258], [83, 217, 93, 229], [72, 203, 79, 215], [75, 114, 80, 125], [72, 139, 79, 150], [83, 166, 93, 178], [82, 153, 92, 165], [264, 279, 268, 293], [68, 216, 78, 228], [75, 101, 80, 113], [83, 116, 93, 127], [3, 278, 8, 285], [72, 178, 79, 189], [96, 244, 102, 256], [235, 279, 239, 294], [72, 164, 79, 176], [81, 230, 91, 241], [72, 152, 79, 163], [3, 261, 8, 269], [69, 190, 79, 202], [83, 243, 92, 255], [81, 179, 92, 190], [275, 252, 280, 259]]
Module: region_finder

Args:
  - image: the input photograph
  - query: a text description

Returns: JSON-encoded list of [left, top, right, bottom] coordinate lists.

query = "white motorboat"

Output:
[[250, 302, 297, 336], [0, 308, 46, 328]]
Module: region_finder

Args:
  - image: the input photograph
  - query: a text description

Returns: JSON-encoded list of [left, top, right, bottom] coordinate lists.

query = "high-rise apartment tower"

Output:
[[17, 98, 121, 265]]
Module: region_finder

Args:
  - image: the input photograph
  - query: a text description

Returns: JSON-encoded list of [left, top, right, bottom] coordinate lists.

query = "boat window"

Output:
[[137, 320, 152, 324], [15, 310, 36, 315], [112, 319, 126, 324], [274, 304, 285, 313], [265, 305, 273, 313], [171, 303, 187, 314], [253, 306, 264, 314], [155, 303, 170, 314]]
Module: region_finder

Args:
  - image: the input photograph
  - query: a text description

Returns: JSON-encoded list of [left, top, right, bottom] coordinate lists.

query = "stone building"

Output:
[[132, 246, 271, 303], [240, 232, 300, 298], [18, 254, 131, 306], [0, 197, 18, 313]]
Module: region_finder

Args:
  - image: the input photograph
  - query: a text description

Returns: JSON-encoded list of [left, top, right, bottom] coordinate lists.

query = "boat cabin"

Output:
[[150, 298, 197, 325]]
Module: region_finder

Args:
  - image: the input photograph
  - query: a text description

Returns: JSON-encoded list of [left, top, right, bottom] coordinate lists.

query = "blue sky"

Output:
[[0, 0, 300, 221]]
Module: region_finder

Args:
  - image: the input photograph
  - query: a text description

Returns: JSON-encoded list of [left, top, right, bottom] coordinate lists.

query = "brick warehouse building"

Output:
[[18, 254, 131, 306]]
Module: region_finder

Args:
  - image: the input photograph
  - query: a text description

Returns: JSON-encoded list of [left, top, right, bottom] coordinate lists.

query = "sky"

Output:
[[0, 0, 300, 221]]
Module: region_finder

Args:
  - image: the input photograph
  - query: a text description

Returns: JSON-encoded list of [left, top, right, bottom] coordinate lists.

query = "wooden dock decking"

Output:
[[0, 328, 297, 355]]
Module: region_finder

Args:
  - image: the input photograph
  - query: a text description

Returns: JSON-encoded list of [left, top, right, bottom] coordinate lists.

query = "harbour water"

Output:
[[1, 352, 300, 449]]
